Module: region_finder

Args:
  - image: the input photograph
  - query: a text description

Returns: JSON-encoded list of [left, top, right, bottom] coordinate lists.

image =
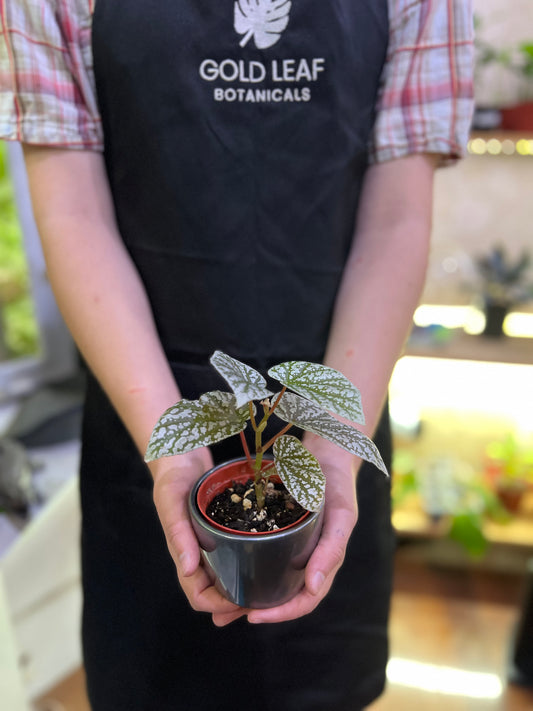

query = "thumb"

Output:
[[305, 505, 357, 595]]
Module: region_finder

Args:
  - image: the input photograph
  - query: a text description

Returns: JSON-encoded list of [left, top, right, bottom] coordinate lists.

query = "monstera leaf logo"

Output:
[[234, 0, 292, 49]]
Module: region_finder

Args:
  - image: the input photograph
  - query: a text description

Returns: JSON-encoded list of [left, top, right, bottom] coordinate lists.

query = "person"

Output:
[[0, 1, 474, 709]]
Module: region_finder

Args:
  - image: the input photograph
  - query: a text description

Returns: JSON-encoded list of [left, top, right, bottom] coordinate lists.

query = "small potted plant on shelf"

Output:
[[485, 435, 533, 514], [472, 245, 533, 337], [474, 19, 533, 130], [145, 351, 388, 608], [392, 451, 510, 558]]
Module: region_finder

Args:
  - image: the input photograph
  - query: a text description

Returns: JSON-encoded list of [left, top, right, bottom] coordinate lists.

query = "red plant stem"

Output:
[[269, 386, 287, 416], [239, 430, 253, 468], [260, 421, 293, 453]]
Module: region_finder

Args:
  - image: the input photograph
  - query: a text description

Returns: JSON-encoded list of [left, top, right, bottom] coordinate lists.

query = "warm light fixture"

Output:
[[391, 356, 533, 431], [413, 304, 533, 338], [413, 304, 485, 334], [386, 658, 503, 699], [504, 312, 533, 338], [467, 137, 533, 156]]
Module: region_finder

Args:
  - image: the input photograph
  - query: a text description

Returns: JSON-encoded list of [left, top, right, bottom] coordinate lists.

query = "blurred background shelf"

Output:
[[393, 491, 533, 550], [405, 332, 533, 365]]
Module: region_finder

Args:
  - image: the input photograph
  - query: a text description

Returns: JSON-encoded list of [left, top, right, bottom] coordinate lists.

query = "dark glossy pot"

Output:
[[482, 301, 509, 338], [188, 458, 324, 608]]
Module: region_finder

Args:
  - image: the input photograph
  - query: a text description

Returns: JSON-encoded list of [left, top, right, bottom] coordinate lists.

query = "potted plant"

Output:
[[472, 245, 533, 337], [392, 451, 510, 558], [499, 42, 533, 131], [485, 435, 533, 514], [145, 350, 388, 608], [474, 20, 533, 130]]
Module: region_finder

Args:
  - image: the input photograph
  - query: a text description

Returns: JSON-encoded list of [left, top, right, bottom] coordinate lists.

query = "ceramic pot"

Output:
[[500, 101, 533, 131], [495, 479, 527, 513], [482, 301, 509, 338], [188, 458, 324, 608]]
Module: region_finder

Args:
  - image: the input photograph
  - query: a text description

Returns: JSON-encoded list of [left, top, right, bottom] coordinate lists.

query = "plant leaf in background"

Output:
[[449, 512, 488, 558], [273, 435, 325, 512], [145, 391, 251, 461], [234, 0, 292, 49], [0, 143, 40, 357], [268, 361, 365, 424], [210, 351, 273, 408], [275, 391, 388, 475]]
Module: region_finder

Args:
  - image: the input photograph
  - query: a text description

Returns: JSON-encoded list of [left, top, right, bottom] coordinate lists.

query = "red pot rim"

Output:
[[196, 458, 311, 536]]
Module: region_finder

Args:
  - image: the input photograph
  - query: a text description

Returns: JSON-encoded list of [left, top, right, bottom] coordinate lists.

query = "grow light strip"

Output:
[[386, 658, 503, 699], [468, 137, 533, 156], [413, 305, 533, 338]]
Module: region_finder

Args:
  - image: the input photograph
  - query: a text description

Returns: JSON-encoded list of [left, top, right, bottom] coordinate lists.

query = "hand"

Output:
[[150, 450, 249, 626], [245, 439, 359, 624]]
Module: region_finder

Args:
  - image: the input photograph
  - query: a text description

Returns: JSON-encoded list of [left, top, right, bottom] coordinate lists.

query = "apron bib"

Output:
[[92, 0, 388, 365], [81, 3, 393, 709]]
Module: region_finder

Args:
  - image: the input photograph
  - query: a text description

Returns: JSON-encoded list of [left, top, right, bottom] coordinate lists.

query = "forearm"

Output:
[[249, 156, 437, 624], [323, 154, 435, 440], [23, 147, 179, 456], [22, 147, 242, 619], [45, 216, 177, 452]]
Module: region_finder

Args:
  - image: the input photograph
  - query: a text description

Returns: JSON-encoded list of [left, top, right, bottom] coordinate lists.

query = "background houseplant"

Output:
[[0, 142, 39, 359], [471, 245, 533, 337], [392, 450, 511, 558], [484, 434, 533, 513], [474, 15, 533, 130], [146, 351, 388, 606]]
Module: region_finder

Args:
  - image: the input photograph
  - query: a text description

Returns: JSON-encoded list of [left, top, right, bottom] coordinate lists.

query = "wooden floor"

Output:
[[34, 544, 533, 711], [370, 544, 533, 711]]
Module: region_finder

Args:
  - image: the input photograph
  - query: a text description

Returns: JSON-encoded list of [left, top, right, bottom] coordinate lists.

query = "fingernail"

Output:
[[311, 571, 325, 594]]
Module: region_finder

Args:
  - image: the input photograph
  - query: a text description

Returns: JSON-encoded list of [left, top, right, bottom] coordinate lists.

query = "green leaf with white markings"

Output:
[[274, 391, 388, 475], [273, 436, 325, 512], [268, 361, 364, 424], [145, 391, 251, 461], [210, 350, 273, 408]]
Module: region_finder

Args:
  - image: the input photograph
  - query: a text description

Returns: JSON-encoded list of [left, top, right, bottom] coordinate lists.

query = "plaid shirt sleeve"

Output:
[[0, 0, 102, 150], [0, 0, 473, 160], [370, 0, 475, 165]]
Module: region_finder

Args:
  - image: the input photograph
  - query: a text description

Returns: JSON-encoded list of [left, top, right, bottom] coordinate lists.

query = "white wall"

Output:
[[419, 2, 533, 306], [424, 150, 533, 305], [474, 0, 533, 106]]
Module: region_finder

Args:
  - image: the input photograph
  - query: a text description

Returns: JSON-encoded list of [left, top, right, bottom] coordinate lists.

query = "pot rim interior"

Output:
[[191, 457, 320, 538]]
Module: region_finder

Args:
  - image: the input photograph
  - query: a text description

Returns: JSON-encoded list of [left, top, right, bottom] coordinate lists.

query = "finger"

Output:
[[154, 479, 201, 576], [179, 566, 244, 615], [246, 582, 329, 624], [247, 506, 356, 624], [305, 500, 357, 593], [212, 608, 251, 627], [166, 518, 201, 577]]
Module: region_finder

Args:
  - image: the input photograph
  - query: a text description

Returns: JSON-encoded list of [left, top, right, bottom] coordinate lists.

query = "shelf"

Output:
[[393, 490, 533, 549], [405, 332, 533, 366], [470, 130, 533, 141]]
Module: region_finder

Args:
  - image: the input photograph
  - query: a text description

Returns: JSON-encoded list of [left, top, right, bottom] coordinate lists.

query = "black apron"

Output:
[[83, 2, 392, 709]]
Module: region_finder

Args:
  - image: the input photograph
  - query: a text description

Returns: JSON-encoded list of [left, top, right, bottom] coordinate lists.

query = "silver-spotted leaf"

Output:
[[268, 361, 365, 425], [234, 0, 291, 49], [273, 436, 325, 512], [210, 351, 273, 408], [274, 392, 388, 475], [145, 391, 250, 461]]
